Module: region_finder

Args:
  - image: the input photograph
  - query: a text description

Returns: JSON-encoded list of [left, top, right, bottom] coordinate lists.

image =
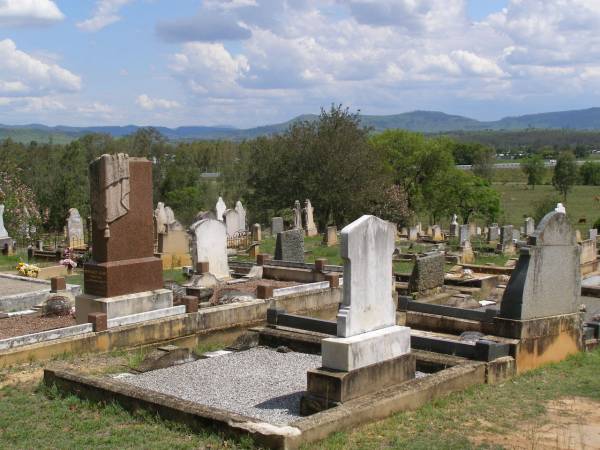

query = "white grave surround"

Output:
[[190, 218, 230, 279], [321, 215, 410, 372]]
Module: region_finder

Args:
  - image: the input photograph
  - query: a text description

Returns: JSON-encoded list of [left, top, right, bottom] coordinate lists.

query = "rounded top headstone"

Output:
[[530, 210, 576, 246]]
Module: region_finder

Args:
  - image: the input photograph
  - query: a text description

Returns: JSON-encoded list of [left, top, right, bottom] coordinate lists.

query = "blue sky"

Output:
[[0, 0, 599, 128]]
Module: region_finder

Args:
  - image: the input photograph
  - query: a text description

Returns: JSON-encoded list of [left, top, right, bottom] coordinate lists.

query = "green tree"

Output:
[[442, 170, 501, 224], [521, 154, 546, 189], [580, 161, 600, 185], [552, 151, 578, 201]]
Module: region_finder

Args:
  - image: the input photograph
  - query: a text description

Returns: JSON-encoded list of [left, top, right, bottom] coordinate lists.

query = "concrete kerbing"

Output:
[[107, 305, 186, 328], [44, 358, 488, 449], [273, 281, 331, 297], [0, 323, 93, 350], [0, 273, 81, 311]]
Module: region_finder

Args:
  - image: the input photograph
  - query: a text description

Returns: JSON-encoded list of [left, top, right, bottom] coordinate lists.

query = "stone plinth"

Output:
[[76, 288, 172, 324], [322, 325, 411, 371], [274, 229, 304, 262], [408, 252, 445, 294]]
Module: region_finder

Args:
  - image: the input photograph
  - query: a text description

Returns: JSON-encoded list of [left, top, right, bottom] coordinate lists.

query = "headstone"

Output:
[[459, 224, 470, 247], [461, 240, 475, 264], [468, 223, 476, 237], [575, 230, 582, 243], [234, 200, 246, 231], [271, 217, 284, 235], [155, 204, 190, 266], [512, 229, 521, 241], [155, 202, 169, 235], [274, 229, 304, 262], [223, 209, 241, 237], [190, 218, 230, 279], [415, 222, 422, 233], [400, 226, 408, 236], [524, 217, 535, 236], [0, 202, 7, 239], [251, 223, 261, 242], [500, 211, 580, 320], [431, 225, 443, 241], [303, 199, 318, 236], [67, 208, 85, 248], [476, 227, 482, 236], [449, 214, 458, 237], [500, 225, 514, 254], [426, 225, 433, 237], [324, 225, 338, 247], [408, 227, 418, 241], [0, 197, 12, 251], [215, 196, 227, 221], [408, 252, 445, 294], [292, 200, 302, 229], [321, 215, 410, 370], [590, 229, 598, 241], [82, 154, 163, 298], [488, 224, 500, 242]]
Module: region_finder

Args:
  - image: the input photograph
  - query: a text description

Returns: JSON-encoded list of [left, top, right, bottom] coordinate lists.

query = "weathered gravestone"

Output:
[[67, 208, 85, 247], [303, 199, 318, 237], [323, 225, 338, 247], [431, 225, 443, 241], [75, 154, 167, 323], [303, 215, 414, 412], [235, 200, 246, 231], [0, 193, 12, 252], [488, 224, 499, 243], [224, 209, 241, 237], [274, 229, 304, 262], [500, 211, 580, 320], [271, 217, 284, 235], [408, 227, 418, 241], [500, 225, 515, 254], [524, 217, 535, 236], [251, 223, 261, 242], [408, 252, 445, 295], [189, 218, 230, 279], [449, 214, 458, 237], [512, 228, 521, 242], [590, 228, 598, 241], [155, 203, 191, 268], [215, 196, 227, 221], [459, 224, 470, 247], [292, 200, 302, 229]]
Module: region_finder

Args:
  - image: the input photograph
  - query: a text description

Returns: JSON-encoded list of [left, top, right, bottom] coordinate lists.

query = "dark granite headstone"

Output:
[[408, 253, 445, 294], [274, 229, 304, 262]]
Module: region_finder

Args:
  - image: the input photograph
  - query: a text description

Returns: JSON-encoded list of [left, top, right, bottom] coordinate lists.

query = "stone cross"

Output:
[[292, 200, 302, 229], [215, 197, 227, 221]]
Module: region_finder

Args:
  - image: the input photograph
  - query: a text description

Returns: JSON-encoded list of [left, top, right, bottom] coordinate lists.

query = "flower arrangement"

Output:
[[16, 262, 39, 278], [59, 258, 77, 270]]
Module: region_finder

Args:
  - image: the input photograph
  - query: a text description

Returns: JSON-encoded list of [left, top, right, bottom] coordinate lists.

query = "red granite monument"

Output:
[[76, 154, 169, 323]]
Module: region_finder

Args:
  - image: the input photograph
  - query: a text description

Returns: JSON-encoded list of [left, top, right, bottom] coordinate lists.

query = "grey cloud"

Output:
[[156, 12, 252, 42]]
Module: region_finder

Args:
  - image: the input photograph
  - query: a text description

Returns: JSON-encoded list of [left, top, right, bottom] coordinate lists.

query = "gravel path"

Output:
[[0, 315, 76, 339], [124, 347, 321, 425]]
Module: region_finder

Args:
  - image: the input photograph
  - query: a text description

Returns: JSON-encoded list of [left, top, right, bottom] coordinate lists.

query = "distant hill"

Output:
[[3, 107, 600, 143]]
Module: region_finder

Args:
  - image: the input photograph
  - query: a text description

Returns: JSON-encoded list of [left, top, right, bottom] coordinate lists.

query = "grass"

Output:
[[494, 183, 600, 233], [0, 348, 598, 448], [312, 348, 600, 449]]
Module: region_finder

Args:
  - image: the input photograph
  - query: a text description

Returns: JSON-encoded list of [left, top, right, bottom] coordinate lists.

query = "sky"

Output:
[[1, 0, 600, 128]]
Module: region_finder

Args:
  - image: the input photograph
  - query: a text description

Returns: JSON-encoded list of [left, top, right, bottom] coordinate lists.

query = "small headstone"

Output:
[[67, 208, 85, 247], [0, 202, 8, 239], [271, 217, 284, 235], [488, 224, 500, 242], [215, 196, 227, 221], [234, 201, 246, 231], [408, 227, 418, 241], [223, 209, 241, 237], [524, 217, 535, 236], [575, 229, 582, 243], [292, 200, 302, 229], [303, 199, 318, 237], [449, 214, 458, 237], [190, 218, 230, 279], [500, 211, 580, 320], [324, 225, 338, 247], [590, 229, 598, 241], [500, 225, 514, 254], [459, 224, 470, 247], [251, 223, 261, 242], [431, 225, 443, 241], [468, 223, 476, 237], [512, 229, 521, 242], [274, 229, 305, 262], [408, 252, 445, 294], [476, 227, 482, 236]]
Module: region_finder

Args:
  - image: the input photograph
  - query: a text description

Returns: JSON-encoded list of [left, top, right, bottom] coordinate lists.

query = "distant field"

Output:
[[494, 183, 600, 232]]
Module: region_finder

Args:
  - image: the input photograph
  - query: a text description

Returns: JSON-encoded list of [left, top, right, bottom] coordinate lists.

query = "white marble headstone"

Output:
[[190, 218, 230, 279], [67, 208, 84, 243], [224, 209, 241, 237], [234, 200, 246, 231], [0, 204, 8, 238]]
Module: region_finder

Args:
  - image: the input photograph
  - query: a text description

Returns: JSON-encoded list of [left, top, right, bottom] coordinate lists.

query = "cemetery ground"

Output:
[[0, 347, 599, 448]]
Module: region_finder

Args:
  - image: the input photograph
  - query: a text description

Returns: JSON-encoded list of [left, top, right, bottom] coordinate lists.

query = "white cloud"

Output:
[[77, 0, 133, 32], [0, 0, 64, 26], [136, 94, 180, 110], [0, 39, 81, 96], [78, 102, 113, 115]]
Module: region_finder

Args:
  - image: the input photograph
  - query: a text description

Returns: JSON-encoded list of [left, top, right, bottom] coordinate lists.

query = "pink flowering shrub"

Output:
[[0, 170, 41, 239]]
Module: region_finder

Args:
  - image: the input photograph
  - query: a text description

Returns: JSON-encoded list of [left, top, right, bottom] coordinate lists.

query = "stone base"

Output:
[[322, 325, 411, 371], [83, 256, 163, 297], [301, 352, 416, 415], [494, 313, 582, 373], [75, 288, 173, 324], [0, 236, 13, 254]]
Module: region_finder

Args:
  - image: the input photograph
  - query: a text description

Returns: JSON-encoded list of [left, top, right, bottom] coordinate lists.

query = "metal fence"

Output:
[[227, 230, 251, 249]]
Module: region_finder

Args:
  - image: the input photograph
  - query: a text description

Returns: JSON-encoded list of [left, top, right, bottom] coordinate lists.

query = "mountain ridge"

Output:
[[3, 107, 600, 143]]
